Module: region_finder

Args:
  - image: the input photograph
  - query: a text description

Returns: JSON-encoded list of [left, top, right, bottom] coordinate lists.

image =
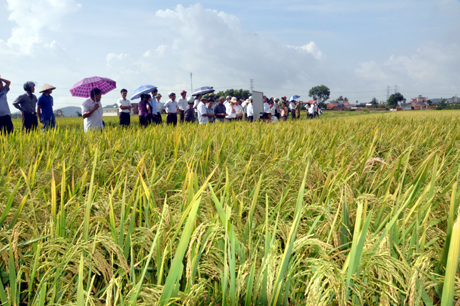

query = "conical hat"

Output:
[[39, 83, 56, 93]]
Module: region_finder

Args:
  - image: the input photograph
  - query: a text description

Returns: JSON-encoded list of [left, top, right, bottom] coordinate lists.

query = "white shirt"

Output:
[[177, 98, 188, 111], [235, 104, 244, 117], [225, 103, 236, 119], [247, 103, 254, 116], [117, 98, 132, 114], [156, 99, 164, 113], [82, 98, 103, 132], [263, 102, 270, 113], [289, 101, 296, 110], [308, 104, 315, 114], [197, 101, 209, 124], [224, 100, 230, 107], [163, 99, 178, 114], [270, 105, 276, 115], [193, 99, 200, 112]]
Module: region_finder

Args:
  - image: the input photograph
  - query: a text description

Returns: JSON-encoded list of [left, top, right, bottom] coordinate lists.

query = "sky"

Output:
[[0, 0, 459, 109]]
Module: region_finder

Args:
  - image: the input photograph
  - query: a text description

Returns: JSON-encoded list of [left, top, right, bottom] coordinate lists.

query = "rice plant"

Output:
[[1, 110, 460, 305]]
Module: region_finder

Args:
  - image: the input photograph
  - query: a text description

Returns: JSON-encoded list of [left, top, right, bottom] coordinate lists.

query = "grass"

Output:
[[1, 110, 460, 305]]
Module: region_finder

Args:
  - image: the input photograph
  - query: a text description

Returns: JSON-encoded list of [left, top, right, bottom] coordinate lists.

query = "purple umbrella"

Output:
[[70, 76, 116, 98]]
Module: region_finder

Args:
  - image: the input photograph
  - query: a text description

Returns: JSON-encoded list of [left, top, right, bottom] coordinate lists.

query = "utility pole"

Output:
[[250, 79, 254, 93], [387, 86, 390, 101], [190, 73, 193, 93]]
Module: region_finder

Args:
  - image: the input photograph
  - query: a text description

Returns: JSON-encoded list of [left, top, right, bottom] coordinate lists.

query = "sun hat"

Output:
[[231, 97, 238, 103], [180, 90, 187, 94], [201, 94, 209, 101], [156, 93, 162, 98], [39, 83, 56, 93]]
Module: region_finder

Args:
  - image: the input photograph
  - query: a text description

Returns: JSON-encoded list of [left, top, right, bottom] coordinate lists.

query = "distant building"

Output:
[[400, 103, 412, 111], [103, 104, 119, 117]]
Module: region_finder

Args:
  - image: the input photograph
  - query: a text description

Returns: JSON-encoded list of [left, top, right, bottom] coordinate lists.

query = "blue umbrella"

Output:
[[191, 86, 214, 96], [288, 95, 301, 102], [130, 85, 157, 100]]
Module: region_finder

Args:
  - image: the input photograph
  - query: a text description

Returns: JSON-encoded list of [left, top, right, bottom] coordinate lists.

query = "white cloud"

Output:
[[1, 0, 81, 55], [355, 42, 460, 95], [104, 4, 325, 98]]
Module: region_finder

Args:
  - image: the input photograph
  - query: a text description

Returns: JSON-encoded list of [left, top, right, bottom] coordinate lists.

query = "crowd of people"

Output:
[[0, 77, 321, 134]]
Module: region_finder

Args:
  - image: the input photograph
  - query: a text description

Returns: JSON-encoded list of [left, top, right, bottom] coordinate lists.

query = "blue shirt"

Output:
[[37, 94, 55, 121], [0, 85, 10, 116], [150, 97, 157, 115]]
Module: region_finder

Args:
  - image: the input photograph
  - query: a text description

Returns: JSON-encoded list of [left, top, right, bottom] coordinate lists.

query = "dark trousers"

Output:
[[0, 115, 14, 134], [23, 112, 38, 132], [290, 110, 296, 119], [179, 110, 185, 122], [139, 116, 148, 127], [246, 116, 253, 122], [119, 112, 130, 126], [156, 112, 163, 124], [166, 113, 177, 126], [282, 116, 287, 121]]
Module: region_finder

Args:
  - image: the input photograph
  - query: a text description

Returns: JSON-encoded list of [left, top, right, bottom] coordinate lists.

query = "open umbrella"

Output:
[[70, 76, 116, 98], [130, 85, 157, 100], [288, 95, 301, 102], [191, 86, 214, 96]]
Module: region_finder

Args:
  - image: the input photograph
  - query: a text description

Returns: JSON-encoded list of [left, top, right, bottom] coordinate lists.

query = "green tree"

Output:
[[436, 98, 447, 110], [370, 97, 378, 106], [309, 85, 330, 105], [215, 89, 250, 100], [387, 93, 406, 108]]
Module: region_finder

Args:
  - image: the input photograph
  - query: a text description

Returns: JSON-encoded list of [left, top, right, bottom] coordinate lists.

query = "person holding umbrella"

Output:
[[163, 92, 179, 126], [81, 88, 103, 132], [70, 76, 116, 131], [138, 94, 149, 127], [13, 81, 38, 132], [37, 83, 56, 130], [0, 76, 13, 134]]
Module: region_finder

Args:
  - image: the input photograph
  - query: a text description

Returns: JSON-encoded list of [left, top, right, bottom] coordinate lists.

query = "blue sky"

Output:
[[0, 0, 459, 108]]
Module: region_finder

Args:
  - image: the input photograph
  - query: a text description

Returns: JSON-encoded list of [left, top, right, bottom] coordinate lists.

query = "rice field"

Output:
[[1, 110, 460, 305]]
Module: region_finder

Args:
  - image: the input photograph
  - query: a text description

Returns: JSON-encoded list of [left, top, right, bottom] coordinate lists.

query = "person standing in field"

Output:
[[308, 103, 315, 119], [206, 99, 215, 123], [295, 101, 301, 119], [138, 94, 149, 127], [0, 76, 14, 134], [246, 98, 254, 122], [280, 101, 288, 121], [81, 88, 103, 132], [37, 84, 56, 130], [214, 97, 227, 123], [155, 93, 163, 124], [163, 92, 179, 126], [177, 90, 188, 123], [117, 89, 132, 127], [197, 95, 214, 124], [13, 81, 38, 132], [184, 98, 196, 123], [235, 99, 244, 120], [289, 99, 296, 120], [225, 97, 237, 122], [263, 96, 271, 122]]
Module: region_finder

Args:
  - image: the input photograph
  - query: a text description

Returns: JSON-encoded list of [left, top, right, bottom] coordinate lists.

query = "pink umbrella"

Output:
[[70, 76, 116, 98]]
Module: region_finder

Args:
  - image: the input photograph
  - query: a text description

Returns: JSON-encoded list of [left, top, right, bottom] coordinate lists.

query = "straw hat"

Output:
[[230, 97, 238, 103], [39, 83, 56, 93]]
